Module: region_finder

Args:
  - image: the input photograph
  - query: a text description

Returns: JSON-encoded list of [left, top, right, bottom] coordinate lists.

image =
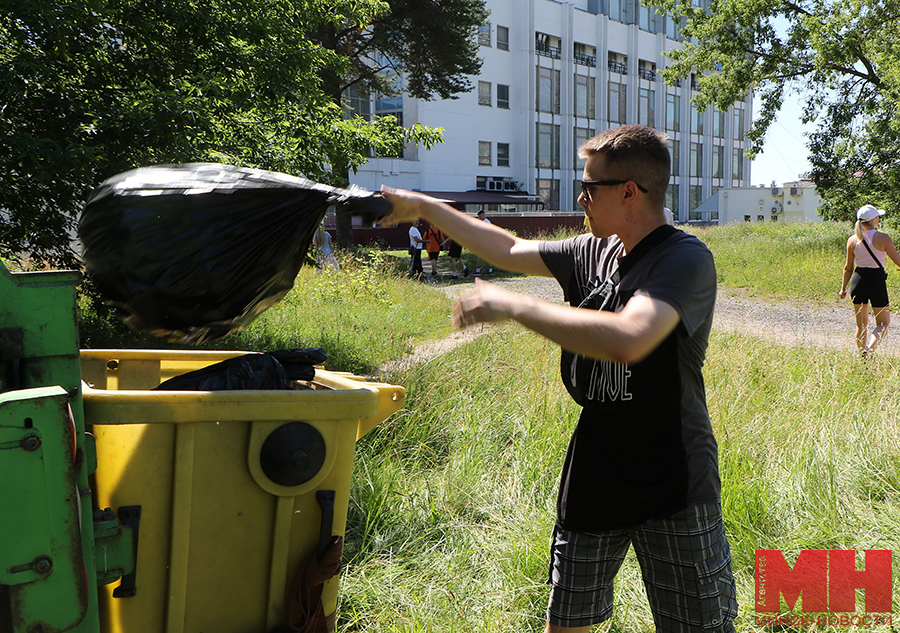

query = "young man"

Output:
[[407, 218, 427, 278], [381, 124, 737, 633]]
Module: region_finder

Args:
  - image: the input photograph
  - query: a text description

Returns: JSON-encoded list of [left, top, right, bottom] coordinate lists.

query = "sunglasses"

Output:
[[580, 179, 649, 200]]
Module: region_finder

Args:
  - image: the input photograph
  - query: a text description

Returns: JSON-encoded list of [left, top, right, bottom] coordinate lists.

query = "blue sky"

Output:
[[748, 93, 815, 186]]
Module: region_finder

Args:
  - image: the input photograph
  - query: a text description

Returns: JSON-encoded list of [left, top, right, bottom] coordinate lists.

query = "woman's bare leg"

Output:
[[854, 303, 870, 350], [867, 306, 891, 351]]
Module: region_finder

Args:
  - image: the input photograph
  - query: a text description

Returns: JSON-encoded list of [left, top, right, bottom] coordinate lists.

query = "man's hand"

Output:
[[452, 278, 525, 329], [380, 186, 433, 226]]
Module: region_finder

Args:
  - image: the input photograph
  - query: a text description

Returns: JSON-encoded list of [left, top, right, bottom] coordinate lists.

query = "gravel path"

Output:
[[376, 275, 892, 374]]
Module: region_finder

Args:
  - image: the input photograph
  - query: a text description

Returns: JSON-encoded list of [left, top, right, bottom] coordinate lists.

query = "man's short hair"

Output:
[[578, 125, 670, 206]]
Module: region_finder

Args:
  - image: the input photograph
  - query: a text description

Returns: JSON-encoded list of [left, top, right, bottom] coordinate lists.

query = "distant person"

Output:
[[422, 222, 446, 277], [447, 237, 469, 279], [408, 219, 428, 278], [312, 223, 339, 271], [840, 204, 900, 356], [474, 210, 493, 276]]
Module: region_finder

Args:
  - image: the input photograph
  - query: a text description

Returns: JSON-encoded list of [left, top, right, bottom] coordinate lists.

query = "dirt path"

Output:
[[376, 275, 891, 374]]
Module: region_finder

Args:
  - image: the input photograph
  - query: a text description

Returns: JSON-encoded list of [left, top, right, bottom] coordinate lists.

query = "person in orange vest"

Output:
[[422, 222, 448, 278]]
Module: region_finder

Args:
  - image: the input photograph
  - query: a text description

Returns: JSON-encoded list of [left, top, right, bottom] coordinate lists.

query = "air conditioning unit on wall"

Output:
[[503, 181, 519, 191], [486, 180, 503, 191]]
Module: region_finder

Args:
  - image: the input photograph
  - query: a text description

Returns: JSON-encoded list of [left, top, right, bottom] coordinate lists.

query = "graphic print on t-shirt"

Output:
[[569, 355, 632, 402]]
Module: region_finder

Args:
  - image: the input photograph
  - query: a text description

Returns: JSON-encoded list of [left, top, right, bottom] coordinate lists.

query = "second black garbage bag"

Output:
[[78, 163, 391, 344]]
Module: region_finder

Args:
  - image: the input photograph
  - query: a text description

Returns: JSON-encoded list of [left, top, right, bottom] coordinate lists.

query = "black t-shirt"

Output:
[[539, 226, 720, 531]]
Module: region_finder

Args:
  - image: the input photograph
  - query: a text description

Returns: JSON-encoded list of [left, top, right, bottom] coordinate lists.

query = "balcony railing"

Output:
[[638, 68, 657, 81], [607, 60, 628, 74], [574, 52, 597, 67], [536, 41, 561, 59]]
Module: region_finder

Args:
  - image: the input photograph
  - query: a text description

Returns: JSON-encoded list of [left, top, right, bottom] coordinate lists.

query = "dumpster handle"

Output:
[[283, 491, 342, 633], [113, 505, 142, 598], [316, 490, 335, 559]]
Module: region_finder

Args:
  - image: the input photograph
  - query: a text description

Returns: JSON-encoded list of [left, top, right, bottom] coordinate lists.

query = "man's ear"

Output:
[[621, 181, 639, 204]]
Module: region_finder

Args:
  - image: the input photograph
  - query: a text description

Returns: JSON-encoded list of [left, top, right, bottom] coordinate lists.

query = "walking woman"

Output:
[[840, 204, 900, 356]]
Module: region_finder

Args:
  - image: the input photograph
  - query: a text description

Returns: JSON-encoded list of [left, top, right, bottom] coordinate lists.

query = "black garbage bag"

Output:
[[78, 163, 391, 344], [153, 348, 328, 391]]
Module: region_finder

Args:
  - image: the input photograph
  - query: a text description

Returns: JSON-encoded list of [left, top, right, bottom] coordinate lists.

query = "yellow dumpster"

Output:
[[81, 349, 405, 633]]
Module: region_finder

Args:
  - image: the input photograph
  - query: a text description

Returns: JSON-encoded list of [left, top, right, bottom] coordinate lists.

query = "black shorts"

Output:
[[448, 241, 462, 258], [427, 251, 439, 261], [849, 267, 889, 308]]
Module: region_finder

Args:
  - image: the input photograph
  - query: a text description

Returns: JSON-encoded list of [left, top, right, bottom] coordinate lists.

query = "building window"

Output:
[[639, 2, 662, 32], [638, 87, 655, 127], [712, 145, 724, 178], [666, 184, 679, 220], [690, 103, 704, 136], [690, 142, 702, 177], [497, 84, 510, 109], [733, 107, 745, 140], [670, 139, 680, 176], [478, 23, 491, 47], [375, 73, 404, 158], [574, 42, 596, 67], [479, 141, 491, 166], [537, 67, 560, 113], [537, 178, 560, 210], [608, 51, 628, 75], [344, 84, 371, 120], [691, 72, 701, 90], [478, 81, 491, 106], [574, 127, 594, 170], [536, 32, 561, 59], [732, 147, 744, 180], [537, 123, 560, 168], [575, 75, 595, 119], [638, 59, 657, 81], [608, 82, 626, 123], [665, 93, 680, 132], [666, 13, 684, 40], [712, 107, 725, 138], [609, 0, 631, 24], [689, 185, 704, 218], [497, 25, 509, 51], [497, 142, 510, 167]]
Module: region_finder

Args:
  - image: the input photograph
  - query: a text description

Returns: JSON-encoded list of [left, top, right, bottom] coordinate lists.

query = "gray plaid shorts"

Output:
[[546, 503, 738, 632]]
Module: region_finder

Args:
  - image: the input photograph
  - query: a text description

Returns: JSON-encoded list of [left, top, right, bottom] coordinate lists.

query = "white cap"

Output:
[[857, 204, 886, 222]]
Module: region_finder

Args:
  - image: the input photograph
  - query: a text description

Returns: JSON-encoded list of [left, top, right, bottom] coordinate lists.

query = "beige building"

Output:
[[691, 179, 822, 224]]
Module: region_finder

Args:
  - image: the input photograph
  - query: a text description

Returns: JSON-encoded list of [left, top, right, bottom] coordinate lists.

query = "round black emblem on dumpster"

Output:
[[259, 422, 327, 487]]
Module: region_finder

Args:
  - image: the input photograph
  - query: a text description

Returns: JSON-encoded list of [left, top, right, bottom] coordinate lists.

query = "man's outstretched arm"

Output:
[[453, 279, 680, 365]]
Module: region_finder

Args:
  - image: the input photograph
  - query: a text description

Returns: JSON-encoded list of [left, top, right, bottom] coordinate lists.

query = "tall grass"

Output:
[[341, 324, 900, 632], [685, 221, 881, 303]]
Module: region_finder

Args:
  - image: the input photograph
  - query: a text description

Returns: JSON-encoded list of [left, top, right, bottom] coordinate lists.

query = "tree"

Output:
[[656, 0, 900, 220], [315, 0, 490, 248], [0, 0, 444, 266]]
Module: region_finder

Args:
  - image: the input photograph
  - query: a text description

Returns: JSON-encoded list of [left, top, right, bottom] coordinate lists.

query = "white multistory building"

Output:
[[348, 0, 753, 222]]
